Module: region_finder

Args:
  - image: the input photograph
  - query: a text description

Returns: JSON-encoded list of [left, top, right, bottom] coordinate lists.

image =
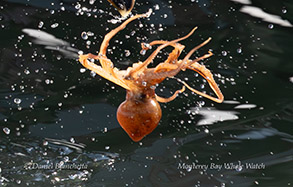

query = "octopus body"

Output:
[[78, 11, 224, 141]]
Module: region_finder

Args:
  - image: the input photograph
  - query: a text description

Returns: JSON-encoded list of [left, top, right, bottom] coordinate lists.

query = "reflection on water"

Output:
[[0, 0, 293, 186], [188, 107, 239, 126]]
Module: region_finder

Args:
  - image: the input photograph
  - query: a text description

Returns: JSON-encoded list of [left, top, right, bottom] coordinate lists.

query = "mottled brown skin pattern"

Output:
[[117, 89, 162, 142], [78, 11, 224, 141]]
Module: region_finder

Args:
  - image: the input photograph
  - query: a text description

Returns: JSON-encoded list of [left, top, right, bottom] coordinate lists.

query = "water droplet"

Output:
[[268, 24, 274, 29], [80, 68, 86, 73], [70, 137, 75, 143], [186, 167, 192, 172], [81, 32, 88, 40], [282, 8, 287, 14], [87, 31, 94, 36], [237, 48, 242, 53], [198, 101, 205, 107], [3, 127, 10, 135], [14, 98, 22, 104], [75, 4, 81, 9], [125, 50, 131, 57], [64, 156, 69, 162], [38, 21, 44, 28], [154, 4, 160, 10], [24, 69, 30, 75], [140, 50, 146, 55], [150, 85, 156, 90], [142, 43, 151, 49], [90, 71, 96, 77], [45, 79, 51, 84], [235, 165, 243, 172], [89, 0, 96, 5], [221, 51, 227, 56], [204, 129, 209, 133], [142, 81, 147, 87], [51, 23, 59, 28]]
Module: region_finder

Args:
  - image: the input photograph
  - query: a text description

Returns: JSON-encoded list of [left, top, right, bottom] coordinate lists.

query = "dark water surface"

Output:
[[0, 0, 292, 186]]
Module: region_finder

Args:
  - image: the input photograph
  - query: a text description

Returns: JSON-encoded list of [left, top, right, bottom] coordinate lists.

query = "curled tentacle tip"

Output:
[[180, 86, 186, 93], [140, 9, 153, 18], [192, 26, 198, 31], [145, 9, 153, 17], [189, 27, 198, 34]]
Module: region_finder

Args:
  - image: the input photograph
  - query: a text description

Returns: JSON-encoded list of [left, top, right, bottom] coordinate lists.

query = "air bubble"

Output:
[[268, 24, 274, 29]]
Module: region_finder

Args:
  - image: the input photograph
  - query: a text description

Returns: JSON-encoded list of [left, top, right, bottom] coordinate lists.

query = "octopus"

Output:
[[78, 11, 224, 142]]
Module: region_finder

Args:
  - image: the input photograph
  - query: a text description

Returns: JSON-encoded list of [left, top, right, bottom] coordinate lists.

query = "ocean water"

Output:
[[0, 0, 292, 186]]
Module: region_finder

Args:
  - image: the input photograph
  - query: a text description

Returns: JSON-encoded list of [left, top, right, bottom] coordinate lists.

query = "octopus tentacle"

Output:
[[141, 40, 185, 64], [155, 86, 185, 103], [181, 37, 211, 64], [97, 12, 151, 77], [79, 12, 151, 90], [127, 27, 198, 77], [79, 53, 131, 90], [144, 51, 213, 82], [181, 63, 224, 103], [99, 12, 151, 57]]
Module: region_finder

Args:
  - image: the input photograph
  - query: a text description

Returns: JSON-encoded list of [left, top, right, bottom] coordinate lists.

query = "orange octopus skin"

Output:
[[117, 89, 162, 142], [78, 10, 224, 141]]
